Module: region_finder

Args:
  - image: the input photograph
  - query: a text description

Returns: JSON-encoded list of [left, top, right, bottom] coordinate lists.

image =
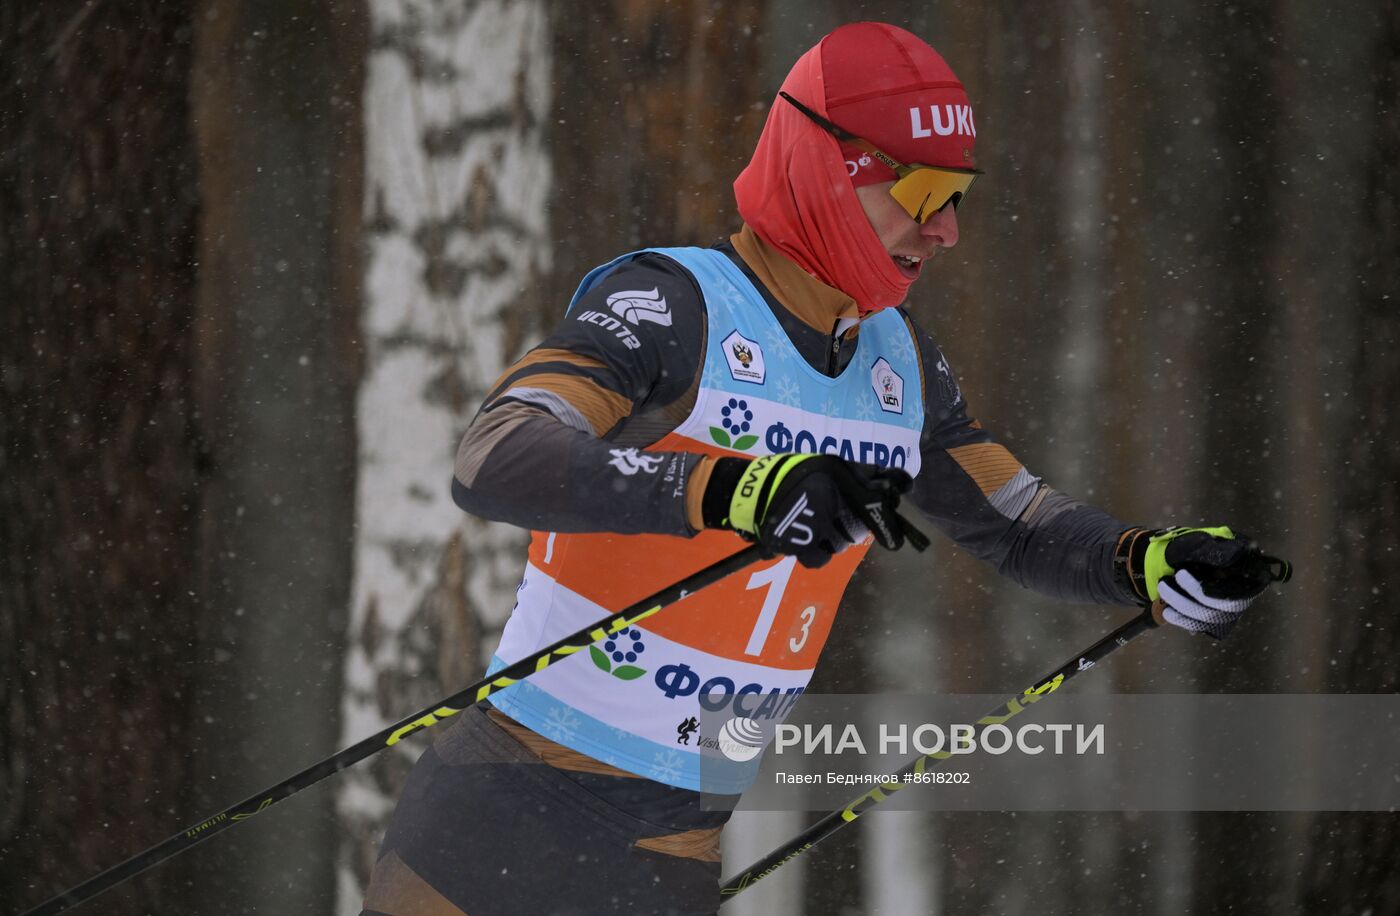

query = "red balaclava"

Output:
[[734, 22, 977, 314]]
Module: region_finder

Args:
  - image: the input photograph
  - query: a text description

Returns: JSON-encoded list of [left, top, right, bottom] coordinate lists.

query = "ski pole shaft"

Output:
[[720, 604, 1162, 898], [22, 544, 765, 916]]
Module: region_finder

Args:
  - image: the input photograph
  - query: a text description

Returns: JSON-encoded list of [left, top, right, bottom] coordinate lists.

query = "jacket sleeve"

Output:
[[451, 254, 712, 537], [898, 310, 1142, 606]]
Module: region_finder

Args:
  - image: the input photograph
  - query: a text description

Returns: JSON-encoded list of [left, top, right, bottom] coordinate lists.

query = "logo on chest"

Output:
[[870, 358, 904, 414], [710, 397, 760, 451], [722, 330, 766, 385]]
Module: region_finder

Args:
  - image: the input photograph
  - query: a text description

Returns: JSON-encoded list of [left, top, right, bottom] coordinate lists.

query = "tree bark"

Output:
[[0, 4, 202, 912], [546, 0, 765, 301], [335, 1, 551, 909], [187, 0, 366, 911], [1300, 4, 1400, 912]]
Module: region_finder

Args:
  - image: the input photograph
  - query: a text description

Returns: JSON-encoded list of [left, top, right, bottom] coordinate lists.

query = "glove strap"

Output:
[[701, 457, 750, 530], [715, 454, 817, 536], [727, 456, 775, 534], [1113, 528, 1156, 605]]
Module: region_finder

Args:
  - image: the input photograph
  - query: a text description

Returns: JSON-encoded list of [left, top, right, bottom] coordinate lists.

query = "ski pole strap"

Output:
[[895, 510, 931, 551]]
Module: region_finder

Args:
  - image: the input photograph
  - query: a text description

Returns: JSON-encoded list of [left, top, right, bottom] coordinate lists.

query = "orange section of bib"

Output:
[[526, 433, 870, 670]]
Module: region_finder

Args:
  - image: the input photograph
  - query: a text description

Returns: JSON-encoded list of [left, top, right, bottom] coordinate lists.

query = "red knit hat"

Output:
[[822, 23, 977, 186], [734, 23, 976, 313]]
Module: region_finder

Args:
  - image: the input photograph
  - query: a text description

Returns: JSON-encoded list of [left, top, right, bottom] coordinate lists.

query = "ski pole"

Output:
[[721, 550, 1293, 898], [719, 604, 1163, 897], [22, 544, 768, 916], [716, 607, 1164, 901]]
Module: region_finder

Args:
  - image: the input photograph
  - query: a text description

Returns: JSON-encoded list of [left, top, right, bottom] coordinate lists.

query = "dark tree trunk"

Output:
[[1301, 5, 1400, 913], [547, 0, 764, 301], [183, 0, 365, 911], [1181, 2, 1298, 912], [0, 3, 203, 912]]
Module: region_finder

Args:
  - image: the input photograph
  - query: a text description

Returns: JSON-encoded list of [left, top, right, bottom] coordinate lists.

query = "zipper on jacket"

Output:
[[826, 321, 841, 376]]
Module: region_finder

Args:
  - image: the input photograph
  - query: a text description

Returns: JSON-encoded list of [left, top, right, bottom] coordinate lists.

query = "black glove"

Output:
[[702, 454, 927, 568], [1121, 526, 1292, 638]]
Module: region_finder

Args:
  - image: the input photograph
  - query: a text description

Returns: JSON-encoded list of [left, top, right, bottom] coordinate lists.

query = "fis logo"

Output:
[[606, 287, 673, 326]]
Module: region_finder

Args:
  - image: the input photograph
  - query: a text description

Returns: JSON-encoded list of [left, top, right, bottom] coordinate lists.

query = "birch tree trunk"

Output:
[[336, 1, 551, 908]]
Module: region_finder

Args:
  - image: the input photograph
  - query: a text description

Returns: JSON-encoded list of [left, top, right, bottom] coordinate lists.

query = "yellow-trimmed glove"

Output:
[[702, 454, 927, 569], [1121, 526, 1291, 638]]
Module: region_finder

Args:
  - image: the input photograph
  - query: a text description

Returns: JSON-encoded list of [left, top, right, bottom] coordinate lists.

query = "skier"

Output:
[[361, 21, 1281, 916]]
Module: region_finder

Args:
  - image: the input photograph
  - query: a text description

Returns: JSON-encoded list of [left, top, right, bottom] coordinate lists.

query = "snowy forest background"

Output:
[[2, 0, 1396, 913]]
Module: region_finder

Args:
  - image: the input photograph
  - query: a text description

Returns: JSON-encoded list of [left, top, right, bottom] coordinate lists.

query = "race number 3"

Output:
[[789, 606, 817, 653]]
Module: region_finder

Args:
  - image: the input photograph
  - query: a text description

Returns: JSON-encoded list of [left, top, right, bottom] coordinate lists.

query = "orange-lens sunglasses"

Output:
[[780, 91, 982, 223]]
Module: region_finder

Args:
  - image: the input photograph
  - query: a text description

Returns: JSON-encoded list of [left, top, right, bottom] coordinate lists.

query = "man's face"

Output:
[[855, 181, 960, 285]]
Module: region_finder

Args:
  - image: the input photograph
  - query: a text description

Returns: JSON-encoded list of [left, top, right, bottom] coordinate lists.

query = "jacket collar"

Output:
[[730, 224, 862, 336]]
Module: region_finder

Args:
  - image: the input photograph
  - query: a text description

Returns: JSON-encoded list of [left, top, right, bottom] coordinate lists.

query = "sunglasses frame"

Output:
[[778, 90, 982, 221]]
